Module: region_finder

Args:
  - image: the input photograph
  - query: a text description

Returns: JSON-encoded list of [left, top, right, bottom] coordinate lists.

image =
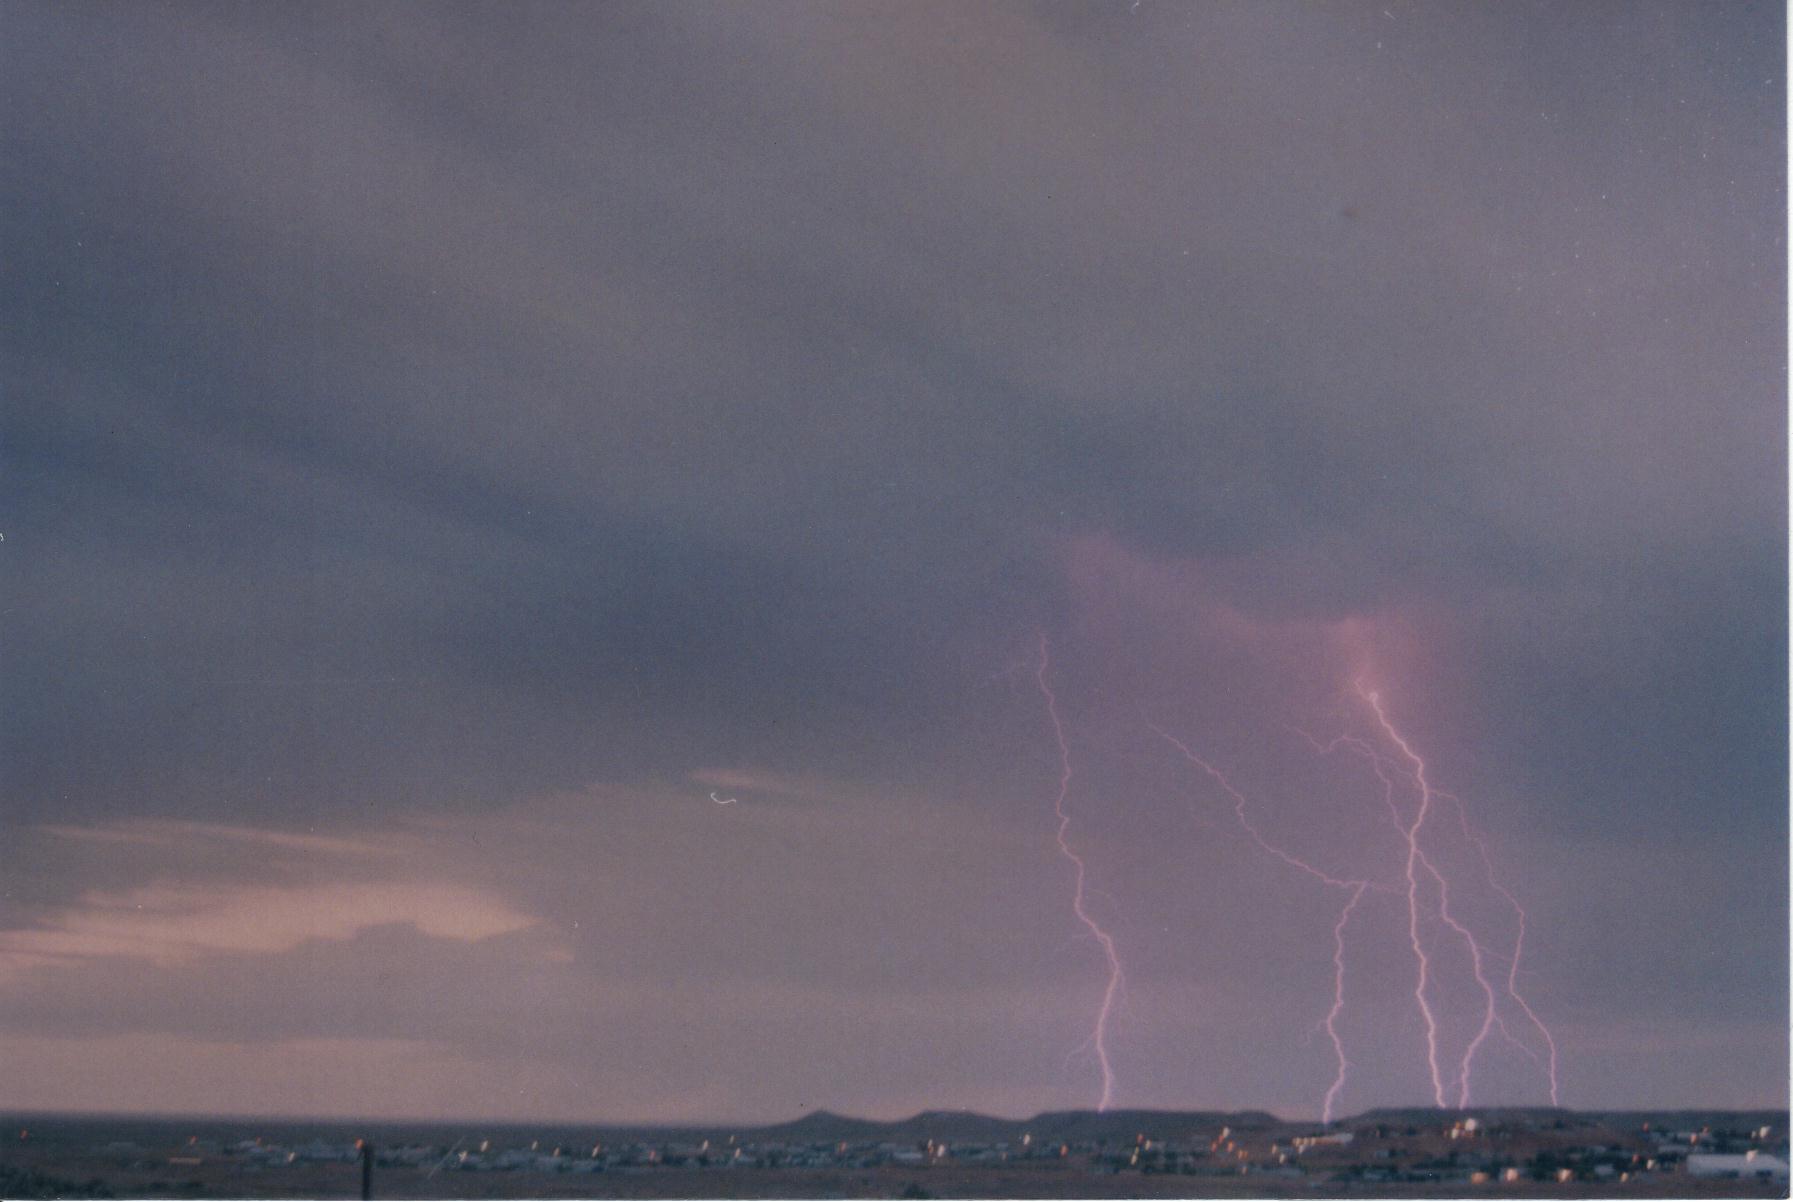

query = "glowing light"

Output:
[[1034, 632, 1126, 1111]]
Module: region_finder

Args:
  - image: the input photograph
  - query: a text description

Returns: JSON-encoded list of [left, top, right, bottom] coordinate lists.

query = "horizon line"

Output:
[[6, 1101, 1787, 1134]]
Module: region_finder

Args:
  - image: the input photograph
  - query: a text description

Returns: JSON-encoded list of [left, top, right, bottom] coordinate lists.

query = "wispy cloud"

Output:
[[39, 819, 383, 858], [0, 880, 538, 970], [3, 820, 538, 973]]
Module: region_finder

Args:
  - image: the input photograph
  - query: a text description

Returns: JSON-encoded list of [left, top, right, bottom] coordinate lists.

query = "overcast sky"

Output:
[[2, 0, 1785, 1123]]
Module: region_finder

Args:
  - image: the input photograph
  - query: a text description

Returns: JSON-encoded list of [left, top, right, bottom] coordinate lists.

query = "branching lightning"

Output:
[[1016, 630, 1558, 1120], [1442, 789, 1562, 1105], [1141, 680, 1558, 1120], [1307, 720, 1561, 1109], [1358, 683, 1560, 1108], [1034, 633, 1126, 1111], [1150, 725, 1385, 893], [1354, 698, 1452, 1110], [1150, 724, 1387, 1124]]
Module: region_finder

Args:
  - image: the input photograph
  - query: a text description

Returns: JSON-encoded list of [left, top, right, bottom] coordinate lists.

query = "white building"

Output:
[[1687, 1152, 1790, 1181], [1290, 1132, 1355, 1153]]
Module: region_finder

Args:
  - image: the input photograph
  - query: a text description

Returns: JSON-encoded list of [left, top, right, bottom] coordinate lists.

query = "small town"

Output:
[[4, 1110, 1787, 1198]]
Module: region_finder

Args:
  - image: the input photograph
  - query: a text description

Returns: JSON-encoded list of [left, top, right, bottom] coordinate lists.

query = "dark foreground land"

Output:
[[3, 1108, 1786, 1200]]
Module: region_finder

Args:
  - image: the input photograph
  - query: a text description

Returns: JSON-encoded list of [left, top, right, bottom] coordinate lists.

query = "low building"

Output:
[[1290, 1132, 1355, 1152], [1687, 1152, 1790, 1181]]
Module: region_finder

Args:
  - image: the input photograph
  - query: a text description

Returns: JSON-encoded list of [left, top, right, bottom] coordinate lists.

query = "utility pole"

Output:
[[359, 1140, 373, 1200]]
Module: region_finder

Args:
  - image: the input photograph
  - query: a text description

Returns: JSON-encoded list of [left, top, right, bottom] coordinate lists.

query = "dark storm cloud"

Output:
[[0, 0, 1782, 1115]]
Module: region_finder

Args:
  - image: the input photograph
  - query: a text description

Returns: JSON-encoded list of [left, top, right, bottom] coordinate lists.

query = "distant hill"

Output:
[[1022, 1109, 1280, 1143], [722, 1107, 1286, 1146], [751, 1110, 910, 1143], [1349, 1106, 1576, 1128]]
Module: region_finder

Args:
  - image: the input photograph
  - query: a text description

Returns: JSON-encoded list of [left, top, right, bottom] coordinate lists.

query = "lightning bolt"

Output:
[[1353, 687, 1450, 1108], [1430, 857, 1499, 1107], [1321, 882, 1368, 1125], [1151, 682, 1559, 1119], [1356, 682, 1556, 1108], [1035, 632, 1125, 1111], [1442, 788, 1562, 1105], [1024, 626, 1556, 1117], [1303, 723, 1560, 1108], [1150, 725, 1383, 894], [1150, 724, 1387, 1123]]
